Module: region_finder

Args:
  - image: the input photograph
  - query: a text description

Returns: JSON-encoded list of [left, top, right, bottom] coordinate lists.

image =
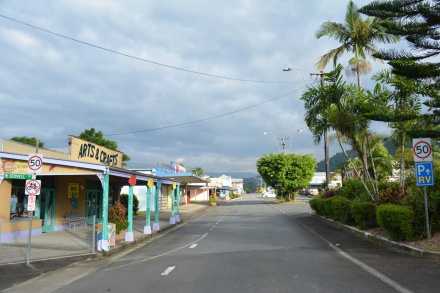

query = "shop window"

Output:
[[10, 176, 55, 220], [86, 179, 117, 207]]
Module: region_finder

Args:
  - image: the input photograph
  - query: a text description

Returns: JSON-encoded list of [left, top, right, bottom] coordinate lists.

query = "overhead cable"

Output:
[[105, 87, 306, 136], [1, 14, 303, 84]]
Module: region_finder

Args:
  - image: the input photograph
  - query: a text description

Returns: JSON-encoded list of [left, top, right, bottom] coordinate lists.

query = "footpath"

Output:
[[0, 201, 213, 292]]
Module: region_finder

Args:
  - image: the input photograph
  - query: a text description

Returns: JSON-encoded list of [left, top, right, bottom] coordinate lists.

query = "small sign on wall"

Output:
[[68, 183, 80, 198]]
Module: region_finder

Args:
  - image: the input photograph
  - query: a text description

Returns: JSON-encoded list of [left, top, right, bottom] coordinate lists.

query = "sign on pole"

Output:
[[415, 162, 434, 186], [25, 180, 41, 196], [27, 195, 37, 211], [4, 173, 33, 180], [27, 154, 44, 173], [413, 138, 432, 162]]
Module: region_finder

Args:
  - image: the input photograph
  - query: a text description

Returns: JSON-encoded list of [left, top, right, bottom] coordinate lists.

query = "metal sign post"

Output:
[[414, 138, 434, 239], [26, 146, 43, 264]]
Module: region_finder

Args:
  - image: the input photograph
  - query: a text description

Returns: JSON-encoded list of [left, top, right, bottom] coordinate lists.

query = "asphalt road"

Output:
[[5, 194, 440, 293]]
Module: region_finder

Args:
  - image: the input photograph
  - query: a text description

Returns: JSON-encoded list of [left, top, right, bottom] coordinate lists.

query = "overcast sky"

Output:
[[1, 0, 405, 175]]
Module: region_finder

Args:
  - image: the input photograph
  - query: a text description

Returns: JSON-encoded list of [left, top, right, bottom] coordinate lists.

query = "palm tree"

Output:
[[315, 0, 400, 88], [302, 64, 349, 190], [192, 167, 204, 177], [302, 65, 378, 200]]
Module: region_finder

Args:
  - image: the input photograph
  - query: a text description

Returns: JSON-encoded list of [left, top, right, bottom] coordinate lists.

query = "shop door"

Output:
[[86, 189, 102, 222], [41, 189, 56, 232]]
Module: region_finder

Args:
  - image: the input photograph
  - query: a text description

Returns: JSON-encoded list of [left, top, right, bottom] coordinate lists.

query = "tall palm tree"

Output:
[[302, 65, 348, 191], [315, 0, 400, 88], [302, 65, 378, 200], [192, 167, 204, 177]]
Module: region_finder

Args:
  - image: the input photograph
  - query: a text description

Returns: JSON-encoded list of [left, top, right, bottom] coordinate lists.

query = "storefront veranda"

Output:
[[0, 137, 182, 257]]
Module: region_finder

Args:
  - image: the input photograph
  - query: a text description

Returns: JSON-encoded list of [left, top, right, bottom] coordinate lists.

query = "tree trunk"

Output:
[[362, 137, 369, 180], [324, 129, 330, 189], [400, 135, 406, 190], [337, 135, 375, 201], [356, 64, 362, 88]]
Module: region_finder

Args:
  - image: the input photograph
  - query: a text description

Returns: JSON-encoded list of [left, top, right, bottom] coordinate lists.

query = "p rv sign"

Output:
[[415, 162, 434, 186]]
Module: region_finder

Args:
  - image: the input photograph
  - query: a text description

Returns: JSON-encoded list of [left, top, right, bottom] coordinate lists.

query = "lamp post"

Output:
[[289, 129, 303, 151], [263, 132, 280, 152], [264, 131, 302, 154], [310, 71, 330, 189], [282, 67, 306, 86]]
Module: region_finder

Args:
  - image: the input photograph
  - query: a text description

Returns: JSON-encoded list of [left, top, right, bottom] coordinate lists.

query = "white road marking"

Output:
[[104, 233, 208, 271], [161, 266, 175, 276], [189, 244, 198, 249]]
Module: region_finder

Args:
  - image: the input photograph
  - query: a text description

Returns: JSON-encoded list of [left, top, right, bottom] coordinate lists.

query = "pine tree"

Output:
[[360, 0, 440, 137]]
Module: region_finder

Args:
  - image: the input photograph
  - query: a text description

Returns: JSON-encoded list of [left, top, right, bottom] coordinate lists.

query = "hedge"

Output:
[[331, 197, 353, 224], [351, 202, 376, 230], [376, 204, 415, 241], [309, 198, 320, 214], [315, 198, 328, 216]]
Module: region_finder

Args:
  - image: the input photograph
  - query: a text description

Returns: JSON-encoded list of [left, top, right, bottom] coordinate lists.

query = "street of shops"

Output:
[[0, 201, 212, 265]]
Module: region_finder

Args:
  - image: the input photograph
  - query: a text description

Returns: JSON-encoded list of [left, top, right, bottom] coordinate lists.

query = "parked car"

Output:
[[264, 190, 276, 198]]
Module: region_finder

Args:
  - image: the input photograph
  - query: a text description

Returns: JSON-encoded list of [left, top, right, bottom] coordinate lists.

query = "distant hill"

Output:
[[316, 137, 400, 172], [315, 149, 358, 172], [205, 171, 258, 179]]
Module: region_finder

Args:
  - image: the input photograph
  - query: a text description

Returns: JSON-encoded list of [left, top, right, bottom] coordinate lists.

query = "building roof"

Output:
[[158, 173, 209, 184]]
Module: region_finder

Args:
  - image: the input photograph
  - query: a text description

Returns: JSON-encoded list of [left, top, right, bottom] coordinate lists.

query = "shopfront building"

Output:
[[0, 137, 178, 248]]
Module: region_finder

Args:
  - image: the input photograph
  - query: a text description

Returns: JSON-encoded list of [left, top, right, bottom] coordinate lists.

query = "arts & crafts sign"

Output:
[[68, 136, 123, 168]]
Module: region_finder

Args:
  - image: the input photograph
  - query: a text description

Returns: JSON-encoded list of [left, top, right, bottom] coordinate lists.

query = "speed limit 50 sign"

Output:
[[27, 153, 44, 173], [413, 138, 432, 162]]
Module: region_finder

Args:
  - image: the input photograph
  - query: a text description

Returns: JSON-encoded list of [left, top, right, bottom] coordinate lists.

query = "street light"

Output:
[[264, 131, 302, 154], [288, 129, 303, 151], [283, 67, 306, 86], [263, 132, 280, 152]]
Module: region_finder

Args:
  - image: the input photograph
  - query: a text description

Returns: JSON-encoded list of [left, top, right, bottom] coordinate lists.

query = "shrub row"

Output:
[[229, 192, 241, 199], [309, 197, 416, 241]]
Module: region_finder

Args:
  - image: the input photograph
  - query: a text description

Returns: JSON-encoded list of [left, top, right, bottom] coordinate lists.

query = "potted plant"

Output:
[[108, 201, 129, 239], [209, 197, 218, 206]]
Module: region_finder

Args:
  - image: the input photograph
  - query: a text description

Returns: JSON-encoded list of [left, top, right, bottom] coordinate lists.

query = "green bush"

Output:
[[315, 198, 328, 216], [323, 197, 335, 218], [229, 192, 242, 199], [331, 197, 353, 224], [404, 183, 440, 238], [108, 201, 129, 234], [351, 202, 377, 230], [120, 193, 139, 215], [377, 181, 407, 204], [341, 178, 370, 201], [309, 198, 320, 213], [376, 204, 415, 241]]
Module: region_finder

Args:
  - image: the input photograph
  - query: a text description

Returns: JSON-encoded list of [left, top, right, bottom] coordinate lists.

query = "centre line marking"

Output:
[[161, 266, 175, 276], [189, 244, 198, 249], [104, 233, 208, 271]]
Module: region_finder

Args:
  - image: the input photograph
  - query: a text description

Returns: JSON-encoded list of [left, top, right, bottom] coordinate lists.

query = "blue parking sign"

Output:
[[415, 162, 434, 186]]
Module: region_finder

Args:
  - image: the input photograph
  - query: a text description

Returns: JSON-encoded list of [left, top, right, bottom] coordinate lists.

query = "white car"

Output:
[[264, 190, 276, 198]]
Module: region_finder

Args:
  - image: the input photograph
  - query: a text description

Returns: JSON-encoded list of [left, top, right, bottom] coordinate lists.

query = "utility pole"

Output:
[[277, 137, 290, 154], [310, 71, 330, 190]]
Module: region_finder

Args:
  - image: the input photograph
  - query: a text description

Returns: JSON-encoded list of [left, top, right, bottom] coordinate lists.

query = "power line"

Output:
[[105, 86, 307, 136], [1, 14, 303, 84]]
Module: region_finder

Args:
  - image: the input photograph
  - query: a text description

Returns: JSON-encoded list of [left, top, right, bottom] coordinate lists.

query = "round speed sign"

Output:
[[413, 138, 432, 162], [27, 153, 44, 173]]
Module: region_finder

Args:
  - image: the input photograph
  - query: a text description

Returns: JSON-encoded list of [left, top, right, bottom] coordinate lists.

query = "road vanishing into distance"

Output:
[[6, 194, 440, 293]]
